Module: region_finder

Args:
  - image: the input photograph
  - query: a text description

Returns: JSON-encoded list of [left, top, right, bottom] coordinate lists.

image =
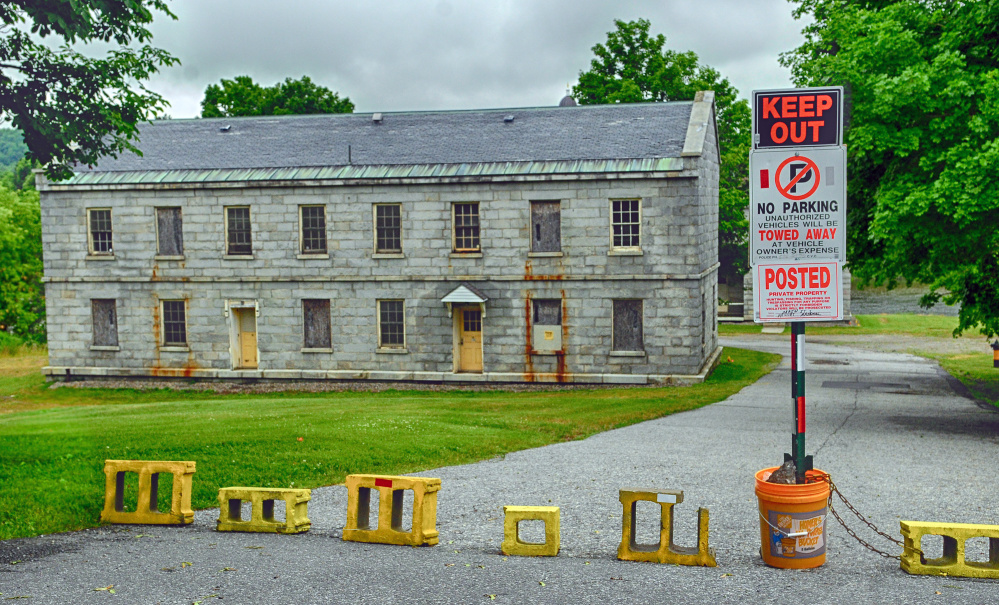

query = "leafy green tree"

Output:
[[0, 184, 44, 342], [783, 0, 999, 337], [573, 19, 752, 285], [0, 1, 178, 180], [0, 129, 27, 172], [201, 75, 354, 118]]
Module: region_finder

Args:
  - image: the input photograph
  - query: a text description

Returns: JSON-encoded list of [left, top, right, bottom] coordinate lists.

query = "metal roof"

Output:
[[57, 102, 700, 187]]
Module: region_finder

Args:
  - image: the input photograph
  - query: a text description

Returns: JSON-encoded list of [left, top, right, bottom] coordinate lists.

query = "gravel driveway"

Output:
[[2, 336, 997, 604]]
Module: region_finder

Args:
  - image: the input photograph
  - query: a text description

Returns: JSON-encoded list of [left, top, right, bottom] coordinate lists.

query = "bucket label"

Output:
[[767, 508, 826, 559]]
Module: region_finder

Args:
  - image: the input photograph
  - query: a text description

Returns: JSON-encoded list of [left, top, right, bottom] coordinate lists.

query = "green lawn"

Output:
[[719, 313, 965, 337], [0, 346, 779, 541], [924, 352, 999, 408]]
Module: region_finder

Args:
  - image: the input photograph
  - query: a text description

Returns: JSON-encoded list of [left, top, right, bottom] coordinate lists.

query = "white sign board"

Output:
[[749, 147, 846, 265], [753, 261, 843, 322]]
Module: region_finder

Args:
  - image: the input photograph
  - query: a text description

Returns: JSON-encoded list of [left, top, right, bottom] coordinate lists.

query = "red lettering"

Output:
[[787, 268, 797, 289], [762, 96, 780, 119], [809, 267, 819, 288], [816, 95, 833, 116], [799, 95, 814, 117], [781, 96, 797, 118], [771, 122, 788, 144], [798, 267, 809, 286], [775, 268, 787, 289], [808, 120, 823, 141], [820, 267, 831, 287], [791, 122, 807, 143], [765, 268, 776, 289]]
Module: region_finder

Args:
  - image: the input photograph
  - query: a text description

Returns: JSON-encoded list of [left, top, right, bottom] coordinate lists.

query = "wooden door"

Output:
[[237, 309, 258, 369], [458, 307, 483, 373]]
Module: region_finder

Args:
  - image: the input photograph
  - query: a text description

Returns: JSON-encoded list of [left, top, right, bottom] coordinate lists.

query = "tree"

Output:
[[0, 1, 179, 180], [201, 75, 354, 118], [573, 19, 752, 286], [0, 184, 43, 342], [783, 0, 999, 337]]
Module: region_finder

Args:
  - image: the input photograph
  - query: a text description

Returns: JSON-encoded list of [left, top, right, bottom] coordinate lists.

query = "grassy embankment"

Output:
[[720, 313, 999, 408], [0, 346, 778, 541]]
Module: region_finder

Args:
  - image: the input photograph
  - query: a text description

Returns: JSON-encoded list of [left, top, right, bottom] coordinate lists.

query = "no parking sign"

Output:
[[749, 147, 846, 265]]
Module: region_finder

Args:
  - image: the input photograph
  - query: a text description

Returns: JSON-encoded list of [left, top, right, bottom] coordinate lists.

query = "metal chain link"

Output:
[[810, 473, 910, 560]]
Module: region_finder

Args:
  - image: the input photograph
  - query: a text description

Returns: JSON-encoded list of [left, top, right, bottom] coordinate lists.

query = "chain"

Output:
[[810, 473, 911, 560]]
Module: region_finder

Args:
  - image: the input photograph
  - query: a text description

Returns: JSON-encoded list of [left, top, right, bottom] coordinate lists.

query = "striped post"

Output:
[[789, 322, 812, 482]]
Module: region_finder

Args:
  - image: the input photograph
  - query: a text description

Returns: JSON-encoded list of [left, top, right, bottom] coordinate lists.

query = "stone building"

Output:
[[38, 92, 721, 384]]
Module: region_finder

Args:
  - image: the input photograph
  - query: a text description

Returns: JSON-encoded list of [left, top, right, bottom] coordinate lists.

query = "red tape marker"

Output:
[[797, 396, 806, 433], [375, 478, 393, 488], [760, 169, 770, 189]]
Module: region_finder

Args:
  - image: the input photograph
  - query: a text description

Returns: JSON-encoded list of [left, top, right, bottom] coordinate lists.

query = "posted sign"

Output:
[[754, 262, 842, 322], [749, 147, 846, 265]]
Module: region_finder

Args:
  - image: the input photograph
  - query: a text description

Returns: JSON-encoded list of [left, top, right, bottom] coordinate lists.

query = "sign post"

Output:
[[750, 87, 845, 483]]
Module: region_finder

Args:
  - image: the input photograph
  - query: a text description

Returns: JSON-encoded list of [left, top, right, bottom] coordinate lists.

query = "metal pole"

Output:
[[786, 321, 813, 482]]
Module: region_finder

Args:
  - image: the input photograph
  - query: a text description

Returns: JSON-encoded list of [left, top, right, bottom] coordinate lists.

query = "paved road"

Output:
[[2, 337, 998, 604]]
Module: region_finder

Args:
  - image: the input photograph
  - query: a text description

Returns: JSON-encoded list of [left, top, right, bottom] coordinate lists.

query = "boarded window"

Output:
[[611, 199, 641, 248], [533, 299, 562, 325], [91, 299, 118, 346], [300, 205, 327, 254], [378, 300, 405, 348], [530, 201, 561, 252], [156, 207, 184, 256], [88, 208, 113, 254], [303, 299, 331, 349], [613, 299, 644, 351], [226, 207, 252, 255], [161, 300, 187, 346], [375, 204, 402, 253], [453, 203, 480, 251]]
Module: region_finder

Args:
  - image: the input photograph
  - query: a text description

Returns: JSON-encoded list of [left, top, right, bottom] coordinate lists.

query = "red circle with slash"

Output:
[[776, 156, 821, 201]]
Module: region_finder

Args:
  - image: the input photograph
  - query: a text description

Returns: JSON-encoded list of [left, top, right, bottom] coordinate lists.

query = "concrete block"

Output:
[[900, 520, 999, 578], [343, 474, 441, 546], [216, 487, 311, 534], [100, 460, 196, 525], [501, 505, 560, 557], [617, 488, 716, 566]]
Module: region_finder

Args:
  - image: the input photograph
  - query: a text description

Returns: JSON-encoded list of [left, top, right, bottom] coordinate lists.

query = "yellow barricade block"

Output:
[[100, 460, 196, 525], [501, 506, 560, 557], [617, 488, 716, 567], [342, 474, 441, 547], [216, 487, 311, 534], [901, 520, 999, 579]]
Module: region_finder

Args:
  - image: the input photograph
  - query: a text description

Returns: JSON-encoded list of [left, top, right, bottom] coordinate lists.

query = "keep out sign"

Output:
[[754, 261, 842, 322]]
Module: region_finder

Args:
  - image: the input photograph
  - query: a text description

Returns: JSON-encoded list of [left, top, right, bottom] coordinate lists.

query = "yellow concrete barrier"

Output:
[[100, 460, 196, 525], [901, 520, 999, 579], [617, 488, 716, 566], [342, 474, 441, 546], [501, 505, 560, 557], [216, 487, 311, 534]]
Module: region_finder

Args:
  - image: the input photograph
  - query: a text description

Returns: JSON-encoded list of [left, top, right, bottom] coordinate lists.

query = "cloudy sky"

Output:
[[143, 0, 809, 118]]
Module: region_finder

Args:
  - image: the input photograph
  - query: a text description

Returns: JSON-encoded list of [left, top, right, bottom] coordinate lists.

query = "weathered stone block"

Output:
[[617, 488, 716, 566]]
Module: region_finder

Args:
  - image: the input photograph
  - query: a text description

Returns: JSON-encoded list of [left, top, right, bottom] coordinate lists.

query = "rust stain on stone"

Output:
[[523, 293, 535, 382], [555, 290, 569, 383]]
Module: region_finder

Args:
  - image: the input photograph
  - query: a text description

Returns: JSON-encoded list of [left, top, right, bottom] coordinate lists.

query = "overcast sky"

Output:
[[144, 0, 808, 118]]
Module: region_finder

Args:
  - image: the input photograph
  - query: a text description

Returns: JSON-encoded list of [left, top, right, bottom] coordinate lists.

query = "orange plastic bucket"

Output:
[[755, 467, 830, 569]]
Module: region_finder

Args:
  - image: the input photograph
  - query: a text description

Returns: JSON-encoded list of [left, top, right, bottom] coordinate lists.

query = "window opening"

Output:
[[226, 207, 252, 255], [611, 199, 641, 248]]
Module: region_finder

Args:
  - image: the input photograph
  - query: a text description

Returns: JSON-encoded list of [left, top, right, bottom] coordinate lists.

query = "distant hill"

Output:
[[0, 129, 26, 171]]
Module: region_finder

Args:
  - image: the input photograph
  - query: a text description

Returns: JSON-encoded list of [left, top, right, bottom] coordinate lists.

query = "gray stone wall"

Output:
[[42, 162, 719, 381]]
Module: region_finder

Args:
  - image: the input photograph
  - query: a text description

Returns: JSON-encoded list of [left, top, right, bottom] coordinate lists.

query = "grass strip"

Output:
[[0, 346, 778, 541], [920, 351, 999, 409]]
